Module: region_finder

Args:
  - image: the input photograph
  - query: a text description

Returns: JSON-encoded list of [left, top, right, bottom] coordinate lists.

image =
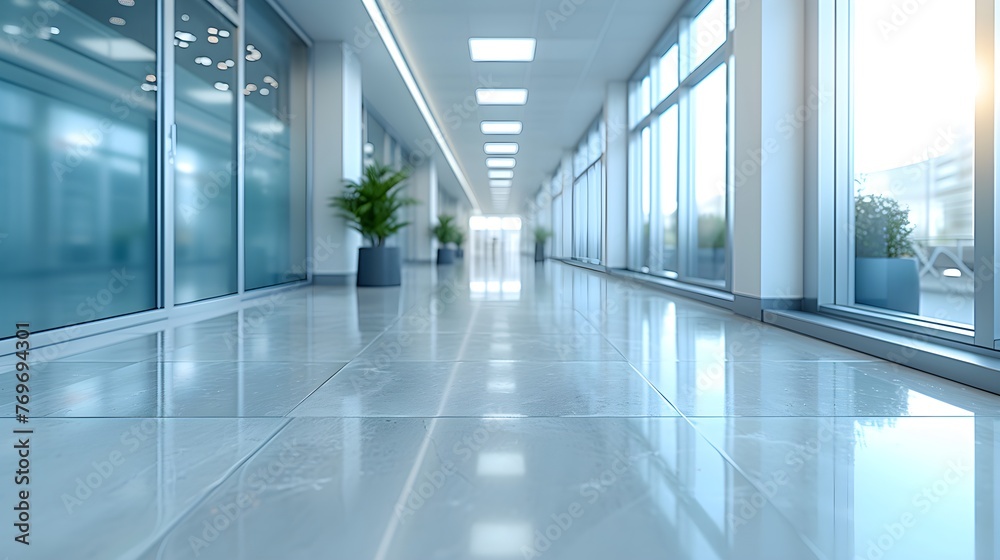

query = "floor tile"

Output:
[[356, 332, 625, 363], [137, 417, 819, 560], [290, 361, 677, 418], [690, 416, 996, 560], [1, 362, 344, 417], [5, 418, 284, 560], [635, 360, 1000, 417]]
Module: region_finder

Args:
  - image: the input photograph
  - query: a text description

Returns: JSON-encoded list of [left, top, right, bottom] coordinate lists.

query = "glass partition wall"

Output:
[[627, 0, 732, 288], [0, 0, 309, 342]]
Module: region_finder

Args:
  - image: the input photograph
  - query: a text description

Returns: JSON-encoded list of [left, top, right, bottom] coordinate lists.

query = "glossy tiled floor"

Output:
[[3, 257, 1000, 560]]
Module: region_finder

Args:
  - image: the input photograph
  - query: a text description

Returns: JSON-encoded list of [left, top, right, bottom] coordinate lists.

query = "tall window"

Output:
[[174, 0, 238, 304], [572, 119, 604, 264], [628, 0, 731, 287], [245, 0, 309, 290], [842, 0, 975, 328], [0, 0, 159, 336]]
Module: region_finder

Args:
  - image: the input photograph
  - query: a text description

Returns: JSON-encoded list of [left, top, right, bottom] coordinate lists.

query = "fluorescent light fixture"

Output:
[[361, 0, 481, 212], [476, 452, 526, 476], [481, 121, 522, 135], [486, 158, 516, 169], [488, 170, 514, 180], [490, 180, 513, 188], [502, 217, 522, 230], [469, 38, 536, 62], [484, 143, 519, 155], [476, 88, 528, 105]]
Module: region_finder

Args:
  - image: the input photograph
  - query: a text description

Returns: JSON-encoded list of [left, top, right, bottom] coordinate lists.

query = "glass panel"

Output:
[[573, 176, 587, 259], [640, 75, 652, 118], [658, 45, 679, 102], [640, 126, 653, 271], [850, 0, 974, 325], [0, 0, 158, 337], [588, 162, 602, 262], [245, 0, 308, 291], [689, 0, 726, 73], [574, 141, 588, 178], [174, 0, 238, 304], [660, 105, 680, 273], [690, 64, 727, 282], [588, 125, 602, 164]]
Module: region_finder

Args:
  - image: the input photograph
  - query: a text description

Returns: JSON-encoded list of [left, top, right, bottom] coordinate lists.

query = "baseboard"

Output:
[[312, 274, 355, 286]]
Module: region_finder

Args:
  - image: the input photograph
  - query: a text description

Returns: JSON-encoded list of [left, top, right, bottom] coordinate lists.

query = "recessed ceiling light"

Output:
[[484, 143, 519, 155], [469, 38, 536, 62], [476, 88, 528, 105], [488, 170, 514, 180], [481, 121, 523, 135], [490, 180, 513, 188], [109, 17, 126, 26], [486, 158, 516, 169]]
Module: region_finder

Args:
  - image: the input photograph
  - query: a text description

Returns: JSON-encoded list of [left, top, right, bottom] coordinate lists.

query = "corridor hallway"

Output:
[[4, 258, 1000, 560]]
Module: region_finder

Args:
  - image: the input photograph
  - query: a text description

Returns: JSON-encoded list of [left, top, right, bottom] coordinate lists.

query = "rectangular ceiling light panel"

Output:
[[486, 158, 516, 169], [469, 38, 536, 62], [476, 89, 528, 105], [481, 121, 523, 135], [488, 170, 514, 179], [484, 143, 519, 155]]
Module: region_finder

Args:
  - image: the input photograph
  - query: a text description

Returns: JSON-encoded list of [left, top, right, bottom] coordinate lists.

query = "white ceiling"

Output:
[[276, 0, 684, 214]]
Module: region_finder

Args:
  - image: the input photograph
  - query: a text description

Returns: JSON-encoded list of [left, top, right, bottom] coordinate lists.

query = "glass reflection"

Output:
[[244, 0, 308, 291], [174, 0, 237, 304], [0, 0, 157, 337]]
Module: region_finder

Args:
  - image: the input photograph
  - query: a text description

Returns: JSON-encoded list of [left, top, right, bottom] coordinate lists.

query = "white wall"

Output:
[[732, 0, 806, 313], [311, 42, 363, 277]]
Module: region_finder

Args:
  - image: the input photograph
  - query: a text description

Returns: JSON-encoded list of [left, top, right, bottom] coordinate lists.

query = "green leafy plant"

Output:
[[330, 162, 417, 248], [533, 227, 553, 245], [697, 215, 726, 249], [855, 194, 915, 258], [432, 215, 460, 246], [454, 229, 466, 248]]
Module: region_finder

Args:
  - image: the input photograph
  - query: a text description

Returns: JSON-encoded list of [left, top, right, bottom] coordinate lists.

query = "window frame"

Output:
[[627, 0, 734, 289], [823, 0, 999, 349]]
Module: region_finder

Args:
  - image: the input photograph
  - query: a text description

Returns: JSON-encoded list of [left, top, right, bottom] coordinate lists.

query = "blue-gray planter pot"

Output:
[[535, 243, 545, 262], [437, 248, 455, 265], [855, 257, 920, 315], [357, 247, 401, 287]]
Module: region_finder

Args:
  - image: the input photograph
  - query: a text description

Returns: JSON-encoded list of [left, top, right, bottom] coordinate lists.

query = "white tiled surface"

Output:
[[3, 258, 999, 560]]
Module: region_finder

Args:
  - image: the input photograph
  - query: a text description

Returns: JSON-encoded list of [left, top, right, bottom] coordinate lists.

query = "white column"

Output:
[[732, 0, 806, 317], [405, 160, 438, 262], [311, 42, 363, 283]]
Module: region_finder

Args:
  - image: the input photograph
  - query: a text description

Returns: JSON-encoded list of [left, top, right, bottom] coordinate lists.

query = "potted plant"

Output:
[[454, 229, 466, 259], [854, 193, 920, 314], [330, 161, 416, 287], [533, 227, 553, 262], [432, 215, 459, 264], [696, 215, 726, 280]]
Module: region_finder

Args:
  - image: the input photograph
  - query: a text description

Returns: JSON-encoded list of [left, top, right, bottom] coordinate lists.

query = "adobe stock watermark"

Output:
[[733, 86, 832, 190], [521, 451, 632, 559], [728, 419, 837, 530], [60, 418, 163, 514], [188, 438, 311, 556], [392, 419, 503, 523], [858, 458, 971, 560], [74, 268, 137, 322], [877, 0, 932, 41], [4, 0, 67, 54]]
